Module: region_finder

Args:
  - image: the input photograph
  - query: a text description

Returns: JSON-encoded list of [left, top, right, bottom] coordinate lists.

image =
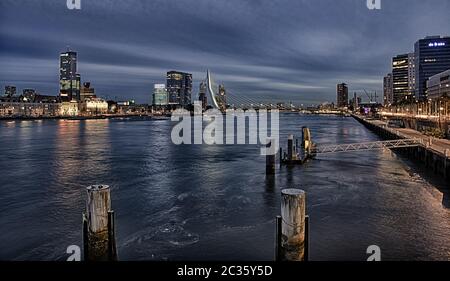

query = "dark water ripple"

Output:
[[0, 114, 449, 261]]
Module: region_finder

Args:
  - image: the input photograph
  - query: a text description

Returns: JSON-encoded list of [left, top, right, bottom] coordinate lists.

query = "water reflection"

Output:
[[264, 175, 276, 193]]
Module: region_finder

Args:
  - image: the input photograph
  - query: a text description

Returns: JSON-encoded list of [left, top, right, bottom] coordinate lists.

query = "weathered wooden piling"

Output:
[[304, 215, 309, 261], [275, 216, 282, 261], [287, 135, 294, 161], [83, 185, 117, 261], [280, 189, 306, 261], [279, 147, 283, 167], [82, 214, 89, 261], [266, 139, 276, 175]]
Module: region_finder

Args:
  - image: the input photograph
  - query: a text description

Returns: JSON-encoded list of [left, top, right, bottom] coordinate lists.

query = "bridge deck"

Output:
[[313, 139, 422, 154]]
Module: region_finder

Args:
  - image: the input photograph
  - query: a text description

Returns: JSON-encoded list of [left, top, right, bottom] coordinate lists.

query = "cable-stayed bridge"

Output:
[[204, 70, 294, 110]]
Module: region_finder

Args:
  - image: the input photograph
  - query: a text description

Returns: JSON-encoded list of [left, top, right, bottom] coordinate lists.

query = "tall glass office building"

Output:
[[59, 51, 80, 101], [166, 71, 193, 107], [392, 54, 409, 104], [198, 81, 208, 110], [336, 83, 348, 108], [152, 84, 168, 106], [414, 36, 450, 101]]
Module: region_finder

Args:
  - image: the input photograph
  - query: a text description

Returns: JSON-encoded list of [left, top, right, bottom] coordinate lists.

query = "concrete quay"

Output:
[[353, 114, 450, 180]]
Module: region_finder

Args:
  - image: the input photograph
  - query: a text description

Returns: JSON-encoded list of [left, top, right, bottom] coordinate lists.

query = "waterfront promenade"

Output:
[[368, 118, 450, 156], [353, 114, 450, 180]]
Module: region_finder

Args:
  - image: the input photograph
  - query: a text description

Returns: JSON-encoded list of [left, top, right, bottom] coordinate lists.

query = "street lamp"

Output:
[[428, 100, 431, 117], [438, 100, 443, 132]]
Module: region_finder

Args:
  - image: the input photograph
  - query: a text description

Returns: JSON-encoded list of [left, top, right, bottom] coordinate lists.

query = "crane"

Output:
[[362, 89, 378, 104]]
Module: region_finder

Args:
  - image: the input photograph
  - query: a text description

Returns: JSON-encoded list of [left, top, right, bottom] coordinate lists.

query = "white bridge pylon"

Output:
[[206, 69, 220, 110], [313, 139, 422, 154]]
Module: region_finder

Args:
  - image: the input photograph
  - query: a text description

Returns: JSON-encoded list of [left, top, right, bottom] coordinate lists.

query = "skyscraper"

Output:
[[414, 36, 450, 101], [198, 81, 208, 110], [337, 83, 348, 108], [392, 54, 409, 103], [166, 71, 192, 107], [59, 50, 80, 101], [383, 73, 393, 106]]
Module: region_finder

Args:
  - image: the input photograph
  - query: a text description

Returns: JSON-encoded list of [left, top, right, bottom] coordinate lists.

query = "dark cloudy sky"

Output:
[[1, 0, 449, 104]]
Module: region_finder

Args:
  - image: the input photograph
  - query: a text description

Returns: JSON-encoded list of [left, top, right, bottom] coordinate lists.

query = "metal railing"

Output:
[[313, 139, 422, 154]]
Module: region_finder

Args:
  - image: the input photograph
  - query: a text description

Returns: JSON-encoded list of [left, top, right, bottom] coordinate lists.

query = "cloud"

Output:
[[1, 0, 449, 104]]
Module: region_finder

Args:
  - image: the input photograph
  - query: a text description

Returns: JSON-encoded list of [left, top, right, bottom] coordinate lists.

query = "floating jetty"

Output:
[[279, 127, 316, 166], [275, 116, 449, 181]]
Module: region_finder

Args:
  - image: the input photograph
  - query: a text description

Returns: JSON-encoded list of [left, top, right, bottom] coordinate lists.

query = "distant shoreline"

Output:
[[0, 114, 171, 121], [0, 111, 352, 121]]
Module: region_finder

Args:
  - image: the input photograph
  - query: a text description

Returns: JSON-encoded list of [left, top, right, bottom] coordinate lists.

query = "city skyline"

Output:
[[1, 1, 450, 265], [1, 0, 450, 104]]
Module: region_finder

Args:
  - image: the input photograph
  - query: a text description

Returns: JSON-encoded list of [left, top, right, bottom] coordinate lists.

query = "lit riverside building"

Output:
[[59, 50, 80, 101], [336, 83, 348, 108], [414, 35, 450, 101], [4, 85, 16, 97], [392, 54, 410, 103], [80, 82, 96, 101], [152, 84, 168, 106], [426, 69, 450, 117], [166, 71, 192, 107]]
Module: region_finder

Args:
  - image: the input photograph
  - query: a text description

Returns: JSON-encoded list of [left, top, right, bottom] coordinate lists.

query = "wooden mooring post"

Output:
[[266, 138, 276, 175], [279, 147, 283, 167], [275, 189, 308, 261], [83, 185, 118, 261], [275, 216, 282, 261], [287, 135, 295, 161]]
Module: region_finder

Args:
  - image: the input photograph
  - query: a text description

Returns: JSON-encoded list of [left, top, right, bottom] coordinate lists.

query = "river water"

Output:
[[0, 113, 449, 261]]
